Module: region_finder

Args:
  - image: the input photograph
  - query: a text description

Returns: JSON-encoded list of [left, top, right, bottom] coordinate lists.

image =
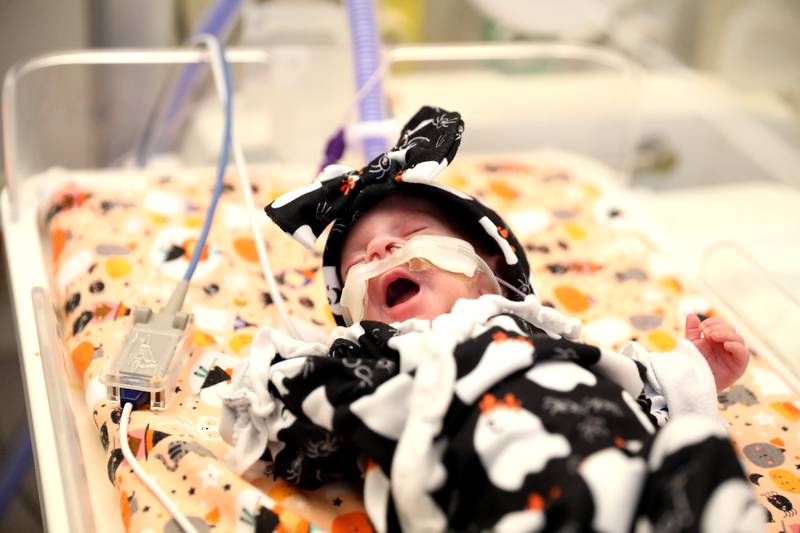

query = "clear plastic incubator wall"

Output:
[[3, 42, 800, 532]]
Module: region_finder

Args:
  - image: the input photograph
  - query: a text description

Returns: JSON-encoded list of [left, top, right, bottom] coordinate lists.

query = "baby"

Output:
[[221, 107, 762, 532], [338, 190, 748, 391]]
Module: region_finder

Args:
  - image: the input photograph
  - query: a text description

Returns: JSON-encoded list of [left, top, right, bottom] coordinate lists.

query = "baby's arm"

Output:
[[616, 339, 720, 421], [221, 323, 406, 488], [684, 314, 749, 392], [219, 326, 338, 484]]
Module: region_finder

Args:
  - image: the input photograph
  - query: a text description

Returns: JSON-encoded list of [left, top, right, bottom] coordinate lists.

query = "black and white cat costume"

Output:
[[220, 107, 761, 532]]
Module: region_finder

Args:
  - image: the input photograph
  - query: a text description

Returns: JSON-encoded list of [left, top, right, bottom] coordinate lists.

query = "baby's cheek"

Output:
[[434, 272, 484, 309]]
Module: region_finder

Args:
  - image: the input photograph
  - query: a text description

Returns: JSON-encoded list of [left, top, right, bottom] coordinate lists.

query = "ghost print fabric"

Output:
[[221, 294, 763, 532]]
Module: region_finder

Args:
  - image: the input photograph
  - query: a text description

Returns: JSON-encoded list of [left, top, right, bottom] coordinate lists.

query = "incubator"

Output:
[[3, 42, 800, 532]]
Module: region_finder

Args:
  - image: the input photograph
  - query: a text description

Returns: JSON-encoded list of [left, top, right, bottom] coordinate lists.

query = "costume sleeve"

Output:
[[614, 339, 720, 426], [271, 334, 408, 477], [220, 322, 407, 489]]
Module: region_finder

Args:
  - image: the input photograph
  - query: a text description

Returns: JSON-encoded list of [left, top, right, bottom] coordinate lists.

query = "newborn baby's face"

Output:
[[340, 195, 498, 323]]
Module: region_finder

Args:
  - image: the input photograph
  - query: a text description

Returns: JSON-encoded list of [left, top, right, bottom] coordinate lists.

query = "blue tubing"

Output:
[[195, 0, 244, 37], [183, 36, 233, 282], [345, 0, 388, 160], [0, 426, 34, 520], [136, 0, 243, 165]]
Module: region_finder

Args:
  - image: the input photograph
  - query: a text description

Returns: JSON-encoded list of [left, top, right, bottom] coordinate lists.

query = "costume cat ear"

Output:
[[264, 106, 464, 250]]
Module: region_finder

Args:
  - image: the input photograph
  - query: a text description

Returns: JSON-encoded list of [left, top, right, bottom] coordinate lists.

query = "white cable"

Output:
[[119, 402, 199, 533], [339, 58, 390, 126], [229, 87, 303, 339], [496, 276, 529, 299], [114, 34, 298, 533], [306, 58, 392, 182], [196, 34, 303, 339], [116, 35, 295, 533], [113, 34, 222, 533]]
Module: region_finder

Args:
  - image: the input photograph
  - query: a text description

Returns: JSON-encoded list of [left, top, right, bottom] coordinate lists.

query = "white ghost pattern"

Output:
[[525, 361, 597, 393], [493, 507, 545, 533], [474, 393, 570, 491], [579, 447, 646, 533]]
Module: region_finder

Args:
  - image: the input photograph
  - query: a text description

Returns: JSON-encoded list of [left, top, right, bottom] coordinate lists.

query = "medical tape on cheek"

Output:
[[340, 235, 500, 325]]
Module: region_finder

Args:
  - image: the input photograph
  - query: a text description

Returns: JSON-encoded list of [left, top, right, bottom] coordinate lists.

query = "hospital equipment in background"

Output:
[[345, 0, 389, 159], [3, 42, 642, 531], [3, 26, 800, 533]]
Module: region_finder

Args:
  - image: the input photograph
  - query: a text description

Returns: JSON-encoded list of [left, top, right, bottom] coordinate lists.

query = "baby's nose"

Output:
[[366, 236, 403, 262]]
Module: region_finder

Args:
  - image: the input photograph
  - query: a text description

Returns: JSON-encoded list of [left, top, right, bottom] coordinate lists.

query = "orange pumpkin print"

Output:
[[489, 180, 519, 200], [182, 238, 208, 261], [554, 286, 590, 313], [234, 237, 260, 262], [70, 341, 94, 379], [51, 228, 68, 263], [119, 491, 131, 531], [332, 512, 373, 533]]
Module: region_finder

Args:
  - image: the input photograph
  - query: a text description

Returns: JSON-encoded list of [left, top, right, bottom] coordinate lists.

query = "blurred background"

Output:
[[1, 0, 799, 530], [2, 0, 800, 177], [2, 0, 800, 170]]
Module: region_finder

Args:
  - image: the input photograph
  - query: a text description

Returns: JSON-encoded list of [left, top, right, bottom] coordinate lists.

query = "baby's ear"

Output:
[[481, 254, 507, 295], [488, 254, 524, 298], [484, 254, 502, 274]]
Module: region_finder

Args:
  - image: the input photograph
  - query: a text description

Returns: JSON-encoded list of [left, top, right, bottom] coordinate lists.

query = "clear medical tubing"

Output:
[[345, 0, 388, 160], [340, 236, 502, 325]]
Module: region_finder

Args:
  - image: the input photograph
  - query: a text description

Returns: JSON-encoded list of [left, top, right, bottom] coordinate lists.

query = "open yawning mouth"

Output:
[[385, 277, 421, 308]]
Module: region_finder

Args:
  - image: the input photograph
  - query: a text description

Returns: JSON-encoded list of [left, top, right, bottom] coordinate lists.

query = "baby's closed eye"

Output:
[[403, 225, 429, 237]]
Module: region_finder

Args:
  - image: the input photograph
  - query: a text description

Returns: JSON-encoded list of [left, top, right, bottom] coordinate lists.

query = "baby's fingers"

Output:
[[704, 325, 744, 344], [685, 314, 702, 341], [699, 316, 725, 328], [723, 341, 749, 361]]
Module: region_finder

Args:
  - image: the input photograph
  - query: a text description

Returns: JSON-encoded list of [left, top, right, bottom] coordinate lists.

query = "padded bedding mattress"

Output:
[[43, 153, 799, 531]]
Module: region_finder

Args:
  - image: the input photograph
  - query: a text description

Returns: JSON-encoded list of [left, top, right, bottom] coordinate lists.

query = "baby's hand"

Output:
[[685, 314, 749, 392]]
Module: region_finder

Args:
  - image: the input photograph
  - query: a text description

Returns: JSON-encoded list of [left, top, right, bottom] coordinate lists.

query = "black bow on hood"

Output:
[[265, 106, 534, 325]]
